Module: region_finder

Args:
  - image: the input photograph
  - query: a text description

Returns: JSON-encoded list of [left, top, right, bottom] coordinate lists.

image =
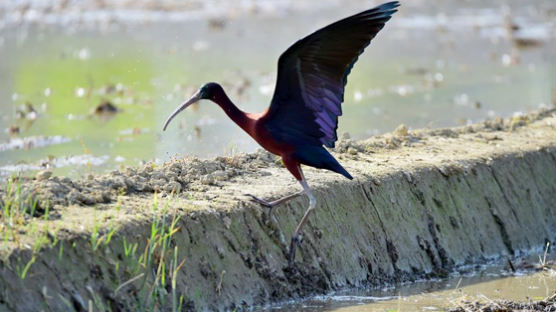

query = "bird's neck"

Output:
[[212, 90, 254, 135]]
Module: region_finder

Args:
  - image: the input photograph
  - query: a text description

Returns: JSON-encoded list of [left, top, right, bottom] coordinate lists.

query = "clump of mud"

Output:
[[0, 149, 278, 210], [336, 108, 555, 154], [1, 108, 555, 212], [357, 108, 556, 150], [450, 293, 556, 312]]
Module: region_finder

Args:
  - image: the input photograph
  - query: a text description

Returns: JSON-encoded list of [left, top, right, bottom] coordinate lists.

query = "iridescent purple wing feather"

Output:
[[265, 1, 399, 148]]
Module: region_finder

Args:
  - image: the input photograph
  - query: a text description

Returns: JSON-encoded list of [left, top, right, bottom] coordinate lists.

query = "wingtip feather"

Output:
[[373, 1, 400, 16], [380, 1, 401, 9]]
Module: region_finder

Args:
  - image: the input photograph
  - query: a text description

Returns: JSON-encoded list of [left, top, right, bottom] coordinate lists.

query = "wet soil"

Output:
[[0, 109, 555, 311], [450, 293, 556, 312]]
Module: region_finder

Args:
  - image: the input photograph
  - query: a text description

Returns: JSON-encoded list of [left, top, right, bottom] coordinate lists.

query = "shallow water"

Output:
[[271, 263, 555, 311], [0, 0, 555, 177]]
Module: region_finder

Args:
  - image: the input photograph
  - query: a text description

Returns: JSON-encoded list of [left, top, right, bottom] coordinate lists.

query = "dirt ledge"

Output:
[[1, 109, 556, 311]]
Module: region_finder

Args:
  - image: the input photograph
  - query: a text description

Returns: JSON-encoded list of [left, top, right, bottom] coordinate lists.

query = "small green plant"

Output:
[[123, 237, 138, 259], [12, 223, 58, 280], [1, 176, 51, 267], [171, 246, 186, 312], [90, 211, 101, 251], [32, 226, 52, 253], [58, 242, 64, 261], [224, 142, 240, 158], [16, 255, 36, 280], [113, 196, 186, 311], [91, 211, 118, 251], [42, 200, 50, 221], [1, 177, 41, 228], [58, 294, 74, 310]]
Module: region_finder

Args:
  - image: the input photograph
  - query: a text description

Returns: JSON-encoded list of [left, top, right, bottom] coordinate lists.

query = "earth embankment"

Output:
[[1, 109, 555, 311]]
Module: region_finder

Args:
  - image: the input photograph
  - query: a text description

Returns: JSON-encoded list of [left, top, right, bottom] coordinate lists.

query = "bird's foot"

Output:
[[245, 193, 278, 220], [288, 233, 303, 266], [245, 194, 273, 208]]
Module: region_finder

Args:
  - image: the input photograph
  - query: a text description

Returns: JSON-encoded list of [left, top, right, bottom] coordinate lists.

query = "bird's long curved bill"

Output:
[[162, 91, 201, 131]]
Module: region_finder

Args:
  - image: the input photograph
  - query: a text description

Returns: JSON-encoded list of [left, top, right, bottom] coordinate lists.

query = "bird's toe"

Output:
[[245, 194, 272, 208], [292, 233, 303, 246]]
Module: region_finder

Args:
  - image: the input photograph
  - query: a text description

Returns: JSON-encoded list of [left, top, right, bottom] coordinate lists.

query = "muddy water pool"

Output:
[[0, 0, 554, 178], [271, 261, 555, 311]]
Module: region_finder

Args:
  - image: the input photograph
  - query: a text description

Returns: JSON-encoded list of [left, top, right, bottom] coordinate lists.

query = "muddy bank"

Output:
[[1, 109, 556, 311], [450, 293, 556, 312]]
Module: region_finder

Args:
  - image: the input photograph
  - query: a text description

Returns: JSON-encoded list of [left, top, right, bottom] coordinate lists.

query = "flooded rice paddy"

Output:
[[0, 0, 554, 178]]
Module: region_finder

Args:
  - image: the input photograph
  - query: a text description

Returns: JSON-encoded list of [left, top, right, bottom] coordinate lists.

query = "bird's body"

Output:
[[163, 2, 399, 265], [206, 84, 351, 180]]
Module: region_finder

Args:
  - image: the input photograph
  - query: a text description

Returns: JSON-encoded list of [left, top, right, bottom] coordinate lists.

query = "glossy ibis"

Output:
[[163, 2, 400, 265]]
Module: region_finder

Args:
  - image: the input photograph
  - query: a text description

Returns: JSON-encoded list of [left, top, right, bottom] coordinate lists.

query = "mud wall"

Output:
[[1, 115, 556, 311]]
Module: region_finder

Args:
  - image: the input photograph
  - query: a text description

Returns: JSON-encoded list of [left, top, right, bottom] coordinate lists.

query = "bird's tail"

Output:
[[330, 161, 353, 180], [294, 145, 353, 180]]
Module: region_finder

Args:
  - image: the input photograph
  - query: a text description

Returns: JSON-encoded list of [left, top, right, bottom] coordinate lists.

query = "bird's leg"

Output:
[[245, 191, 304, 208], [245, 191, 304, 216], [288, 172, 316, 266]]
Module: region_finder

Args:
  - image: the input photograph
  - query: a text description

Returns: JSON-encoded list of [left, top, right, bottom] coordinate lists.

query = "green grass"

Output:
[[90, 211, 118, 251], [110, 195, 186, 311], [15, 254, 36, 280], [1, 177, 188, 309], [1, 177, 42, 261], [1, 177, 39, 227], [1, 176, 59, 278]]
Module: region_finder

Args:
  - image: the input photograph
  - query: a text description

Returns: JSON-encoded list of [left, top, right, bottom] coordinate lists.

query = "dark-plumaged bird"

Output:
[[163, 2, 399, 265]]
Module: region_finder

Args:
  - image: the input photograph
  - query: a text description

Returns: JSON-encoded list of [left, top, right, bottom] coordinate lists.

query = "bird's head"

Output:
[[198, 82, 223, 100], [162, 82, 223, 131]]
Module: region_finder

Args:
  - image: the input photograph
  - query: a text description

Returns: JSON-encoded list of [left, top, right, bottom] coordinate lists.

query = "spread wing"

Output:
[[264, 2, 399, 147]]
